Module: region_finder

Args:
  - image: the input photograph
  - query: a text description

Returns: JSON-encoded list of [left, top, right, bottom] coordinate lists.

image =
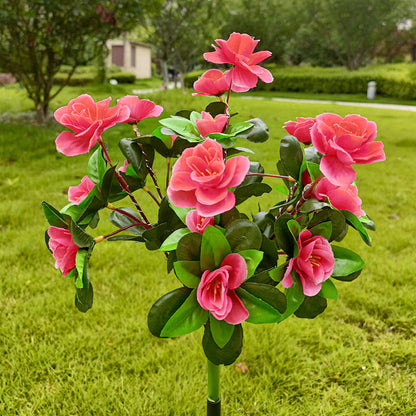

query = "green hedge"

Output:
[[54, 70, 136, 86], [184, 66, 416, 100]]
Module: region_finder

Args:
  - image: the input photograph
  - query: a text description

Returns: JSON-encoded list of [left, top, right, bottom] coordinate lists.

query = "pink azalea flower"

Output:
[[167, 138, 250, 216], [195, 111, 228, 138], [68, 176, 95, 205], [197, 253, 249, 324], [118, 160, 130, 173], [193, 69, 230, 96], [54, 94, 130, 156], [204, 32, 273, 92], [314, 177, 365, 217], [185, 210, 215, 234], [117, 95, 163, 123], [311, 113, 385, 186], [47, 226, 79, 277], [282, 230, 335, 297], [284, 117, 316, 144]]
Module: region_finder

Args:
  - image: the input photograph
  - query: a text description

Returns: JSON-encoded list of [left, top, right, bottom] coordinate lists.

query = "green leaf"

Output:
[[42, 201, 70, 228], [69, 220, 94, 248], [309, 208, 348, 242], [237, 250, 263, 279], [225, 121, 253, 136], [306, 161, 322, 181], [294, 295, 327, 319], [225, 219, 262, 251], [160, 289, 208, 337], [234, 182, 272, 205], [332, 245, 365, 276], [75, 281, 93, 313], [119, 139, 147, 180], [237, 283, 286, 324], [168, 202, 191, 224], [202, 321, 243, 365], [159, 228, 190, 251], [209, 315, 234, 349], [341, 210, 372, 246], [309, 221, 333, 240], [280, 135, 304, 180], [109, 208, 145, 237], [205, 101, 227, 117], [319, 279, 338, 299], [282, 273, 305, 318], [148, 287, 192, 337], [176, 232, 202, 261], [173, 260, 201, 288], [236, 118, 269, 143], [159, 116, 201, 142], [274, 214, 297, 256], [200, 226, 231, 271], [269, 263, 286, 283], [87, 147, 107, 184]]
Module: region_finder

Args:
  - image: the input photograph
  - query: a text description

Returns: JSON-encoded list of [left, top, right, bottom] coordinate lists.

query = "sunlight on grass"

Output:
[[0, 89, 415, 415]]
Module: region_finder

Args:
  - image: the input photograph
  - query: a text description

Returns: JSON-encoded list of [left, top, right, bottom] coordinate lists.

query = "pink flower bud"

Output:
[[68, 176, 95, 205], [117, 95, 163, 123], [47, 226, 78, 277]]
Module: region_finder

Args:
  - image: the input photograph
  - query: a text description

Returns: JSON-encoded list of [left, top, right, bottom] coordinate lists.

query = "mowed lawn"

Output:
[[0, 86, 415, 415]]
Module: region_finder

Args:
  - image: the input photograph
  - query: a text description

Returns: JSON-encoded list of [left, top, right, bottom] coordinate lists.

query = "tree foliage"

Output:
[[0, 0, 156, 123]]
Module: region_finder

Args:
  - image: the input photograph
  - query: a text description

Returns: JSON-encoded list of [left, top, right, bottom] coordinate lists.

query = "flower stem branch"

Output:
[[106, 203, 152, 229], [132, 125, 164, 201], [98, 138, 151, 225], [166, 157, 171, 189], [94, 221, 146, 242], [143, 186, 161, 206], [207, 360, 221, 415]]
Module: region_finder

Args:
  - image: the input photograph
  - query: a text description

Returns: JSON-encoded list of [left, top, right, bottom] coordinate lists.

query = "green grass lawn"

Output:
[[0, 87, 415, 415]]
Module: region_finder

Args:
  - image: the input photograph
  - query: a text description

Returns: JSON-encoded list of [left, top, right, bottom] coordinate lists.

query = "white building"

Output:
[[106, 39, 152, 79]]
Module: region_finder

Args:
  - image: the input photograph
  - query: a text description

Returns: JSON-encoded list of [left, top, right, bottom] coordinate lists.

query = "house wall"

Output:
[[106, 40, 152, 79]]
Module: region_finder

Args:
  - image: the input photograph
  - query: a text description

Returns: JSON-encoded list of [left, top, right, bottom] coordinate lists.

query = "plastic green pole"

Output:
[[207, 360, 221, 416]]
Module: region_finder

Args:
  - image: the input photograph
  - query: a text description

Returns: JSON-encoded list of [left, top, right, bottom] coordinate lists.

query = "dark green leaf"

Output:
[[234, 183, 272, 205], [142, 223, 169, 251], [225, 219, 262, 251], [294, 295, 327, 319], [119, 138, 147, 180], [109, 208, 145, 236], [341, 210, 372, 246], [176, 232, 202, 261], [69, 220, 94, 248], [202, 321, 243, 365], [236, 118, 269, 143], [205, 101, 227, 117], [280, 135, 304, 180], [274, 214, 296, 256], [42, 201, 70, 228], [75, 281, 93, 313], [309, 208, 348, 242], [309, 221, 333, 240]]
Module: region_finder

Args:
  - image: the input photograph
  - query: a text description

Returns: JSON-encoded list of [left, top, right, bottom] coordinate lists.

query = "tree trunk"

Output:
[[36, 101, 49, 124], [160, 59, 169, 89]]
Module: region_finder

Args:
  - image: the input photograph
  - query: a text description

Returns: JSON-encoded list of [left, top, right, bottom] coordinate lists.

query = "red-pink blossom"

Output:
[[193, 69, 230, 96], [203, 32, 273, 92], [284, 117, 316, 144], [118, 160, 129, 173], [117, 95, 163, 123], [47, 226, 78, 277], [197, 253, 249, 324], [68, 176, 95, 205], [314, 177, 365, 217], [167, 138, 250, 216], [54, 94, 130, 156], [185, 210, 215, 234], [282, 230, 335, 296], [311, 113, 385, 186], [195, 111, 228, 138]]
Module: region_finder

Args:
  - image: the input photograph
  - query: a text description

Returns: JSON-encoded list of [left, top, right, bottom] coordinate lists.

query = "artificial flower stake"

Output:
[[43, 33, 385, 415]]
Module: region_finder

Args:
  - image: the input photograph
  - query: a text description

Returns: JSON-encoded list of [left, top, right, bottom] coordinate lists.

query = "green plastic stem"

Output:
[[207, 360, 220, 402]]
